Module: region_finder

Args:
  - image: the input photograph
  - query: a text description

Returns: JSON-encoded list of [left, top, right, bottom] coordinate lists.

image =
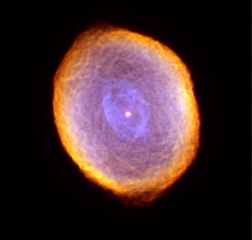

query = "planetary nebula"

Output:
[[53, 25, 200, 205]]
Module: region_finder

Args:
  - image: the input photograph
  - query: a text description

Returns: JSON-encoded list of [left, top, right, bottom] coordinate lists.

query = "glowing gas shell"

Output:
[[53, 26, 200, 205]]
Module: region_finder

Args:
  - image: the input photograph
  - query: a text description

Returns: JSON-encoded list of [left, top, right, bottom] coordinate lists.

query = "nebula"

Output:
[[53, 25, 200, 205]]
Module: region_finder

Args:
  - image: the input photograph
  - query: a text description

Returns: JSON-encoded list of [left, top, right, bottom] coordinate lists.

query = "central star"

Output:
[[124, 111, 132, 118]]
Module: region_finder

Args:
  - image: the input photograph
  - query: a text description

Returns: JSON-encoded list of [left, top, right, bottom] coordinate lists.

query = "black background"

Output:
[[13, 1, 250, 237]]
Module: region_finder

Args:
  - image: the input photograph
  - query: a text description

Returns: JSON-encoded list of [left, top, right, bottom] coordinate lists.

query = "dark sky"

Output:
[[13, 2, 250, 237]]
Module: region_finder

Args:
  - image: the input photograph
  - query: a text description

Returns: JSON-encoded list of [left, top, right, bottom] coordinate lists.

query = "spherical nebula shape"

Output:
[[53, 25, 200, 205]]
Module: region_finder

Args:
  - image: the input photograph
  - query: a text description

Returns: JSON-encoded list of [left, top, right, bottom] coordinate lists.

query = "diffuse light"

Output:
[[53, 25, 200, 205]]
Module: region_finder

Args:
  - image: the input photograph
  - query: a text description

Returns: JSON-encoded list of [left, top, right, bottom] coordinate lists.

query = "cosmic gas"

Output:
[[53, 25, 200, 205]]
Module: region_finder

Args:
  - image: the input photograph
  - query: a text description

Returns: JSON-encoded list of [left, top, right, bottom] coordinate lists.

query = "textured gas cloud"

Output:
[[53, 25, 200, 205], [102, 79, 149, 142]]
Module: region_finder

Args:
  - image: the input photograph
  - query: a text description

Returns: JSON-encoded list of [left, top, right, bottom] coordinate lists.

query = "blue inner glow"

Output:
[[102, 79, 149, 142]]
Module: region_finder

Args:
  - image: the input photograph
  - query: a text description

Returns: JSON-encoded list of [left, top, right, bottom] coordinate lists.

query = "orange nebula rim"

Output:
[[53, 26, 200, 205]]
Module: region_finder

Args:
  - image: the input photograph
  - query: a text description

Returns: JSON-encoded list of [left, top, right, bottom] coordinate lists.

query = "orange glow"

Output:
[[53, 25, 200, 206]]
